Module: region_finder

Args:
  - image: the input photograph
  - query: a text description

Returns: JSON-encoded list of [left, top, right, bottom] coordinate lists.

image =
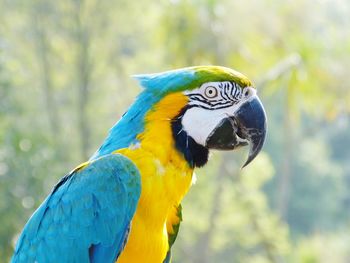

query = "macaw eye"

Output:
[[204, 86, 218, 98]]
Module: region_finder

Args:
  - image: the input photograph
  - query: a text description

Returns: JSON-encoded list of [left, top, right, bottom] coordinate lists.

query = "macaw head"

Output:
[[94, 66, 266, 168]]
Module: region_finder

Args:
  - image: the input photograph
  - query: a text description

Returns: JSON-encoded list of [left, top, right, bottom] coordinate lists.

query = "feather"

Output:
[[12, 154, 141, 263]]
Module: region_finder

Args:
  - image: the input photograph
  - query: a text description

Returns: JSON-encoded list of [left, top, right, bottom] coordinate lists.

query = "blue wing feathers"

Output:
[[12, 154, 141, 263]]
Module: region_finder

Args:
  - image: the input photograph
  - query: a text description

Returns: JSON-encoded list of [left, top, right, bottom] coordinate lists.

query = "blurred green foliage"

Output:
[[1, 0, 350, 262]]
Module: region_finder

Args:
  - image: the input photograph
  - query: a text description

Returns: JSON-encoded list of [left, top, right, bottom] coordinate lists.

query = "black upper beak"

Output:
[[234, 97, 267, 168], [206, 96, 267, 168]]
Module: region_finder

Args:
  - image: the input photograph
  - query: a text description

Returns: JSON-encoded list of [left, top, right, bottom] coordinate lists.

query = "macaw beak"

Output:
[[206, 96, 267, 168]]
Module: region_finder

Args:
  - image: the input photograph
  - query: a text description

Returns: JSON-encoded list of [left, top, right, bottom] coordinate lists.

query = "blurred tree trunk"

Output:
[[73, 0, 91, 161], [32, 5, 62, 141], [277, 70, 298, 220], [277, 87, 293, 219]]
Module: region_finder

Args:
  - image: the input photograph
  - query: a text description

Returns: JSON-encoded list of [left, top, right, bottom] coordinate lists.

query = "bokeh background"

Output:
[[1, 0, 350, 262]]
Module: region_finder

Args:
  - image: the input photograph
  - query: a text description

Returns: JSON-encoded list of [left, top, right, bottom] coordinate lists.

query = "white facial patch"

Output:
[[181, 104, 240, 146]]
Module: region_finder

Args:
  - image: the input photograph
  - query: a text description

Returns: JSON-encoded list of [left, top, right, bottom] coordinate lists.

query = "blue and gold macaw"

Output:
[[12, 66, 267, 263]]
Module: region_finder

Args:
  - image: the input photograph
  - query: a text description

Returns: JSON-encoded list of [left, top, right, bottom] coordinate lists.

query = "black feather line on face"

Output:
[[188, 82, 242, 109], [171, 105, 209, 168]]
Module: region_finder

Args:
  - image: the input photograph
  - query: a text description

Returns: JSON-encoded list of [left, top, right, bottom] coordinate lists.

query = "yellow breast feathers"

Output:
[[116, 92, 194, 263]]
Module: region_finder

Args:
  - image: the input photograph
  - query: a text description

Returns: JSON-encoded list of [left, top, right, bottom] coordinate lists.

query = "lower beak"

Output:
[[206, 96, 267, 168]]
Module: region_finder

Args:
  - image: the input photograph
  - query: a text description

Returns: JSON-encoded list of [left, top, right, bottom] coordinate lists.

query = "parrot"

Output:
[[12, 66, 267, 263]]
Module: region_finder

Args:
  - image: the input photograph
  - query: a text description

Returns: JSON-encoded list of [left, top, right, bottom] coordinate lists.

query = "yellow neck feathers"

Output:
[[116, 92, 194, 263]]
